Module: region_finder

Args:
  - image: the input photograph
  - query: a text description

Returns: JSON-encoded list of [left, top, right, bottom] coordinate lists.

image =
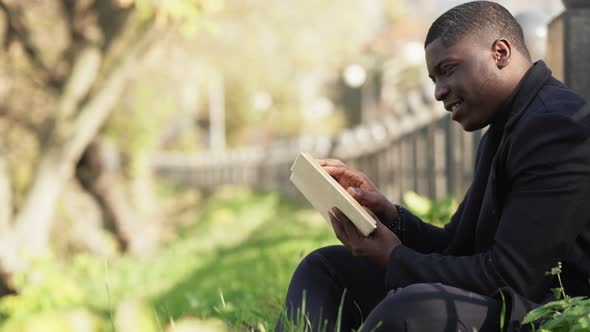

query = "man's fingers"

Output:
[[322, 165, 347, 178], [347, 187, 381, 209], [332, 209, 371, 257], [322, 166, 362, 183], [347, 187, 364, 202], [329, 210, 348, 244], [319, 160, 358, 178], [362, 206, 381, 224], [318, 159, 346, 167], [323, 166, 366, 187], [333, 208, 364, 241]]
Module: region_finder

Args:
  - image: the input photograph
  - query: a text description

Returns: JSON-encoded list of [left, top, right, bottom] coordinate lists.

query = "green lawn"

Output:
[[0, 188, 337, 331]]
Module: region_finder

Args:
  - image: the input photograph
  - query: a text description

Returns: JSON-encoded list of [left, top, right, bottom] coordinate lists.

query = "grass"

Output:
[[0, 187, 338, 331], [4, 188, 578, 331], [149, 188, 337, 330]]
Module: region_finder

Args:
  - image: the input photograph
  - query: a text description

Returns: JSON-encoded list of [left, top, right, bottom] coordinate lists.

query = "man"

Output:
[[276, 1, 590, 332]]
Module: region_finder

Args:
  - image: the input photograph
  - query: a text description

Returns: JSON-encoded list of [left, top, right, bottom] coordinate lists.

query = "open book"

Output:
[[290, 152, 377, 236]]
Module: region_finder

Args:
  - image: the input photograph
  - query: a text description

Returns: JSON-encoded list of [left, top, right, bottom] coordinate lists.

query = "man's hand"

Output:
[[319, 159, 399, 225], [329, 207, 401, 267]]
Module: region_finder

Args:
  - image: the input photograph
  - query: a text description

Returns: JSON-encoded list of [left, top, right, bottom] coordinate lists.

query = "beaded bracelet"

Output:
[[386, 204, 404, 237]]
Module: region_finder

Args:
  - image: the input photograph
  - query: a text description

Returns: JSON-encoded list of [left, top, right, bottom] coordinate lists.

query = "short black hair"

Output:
[[425, 1, 531, 60]]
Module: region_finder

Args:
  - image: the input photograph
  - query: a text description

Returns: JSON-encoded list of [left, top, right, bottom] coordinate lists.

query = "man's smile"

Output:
[[444, 99, 464, 120]]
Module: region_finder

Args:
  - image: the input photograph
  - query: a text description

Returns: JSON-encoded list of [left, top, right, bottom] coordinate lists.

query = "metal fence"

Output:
[[153, 82, 482, 203]]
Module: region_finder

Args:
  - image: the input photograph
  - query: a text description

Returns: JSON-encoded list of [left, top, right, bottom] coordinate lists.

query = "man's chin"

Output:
[[457, 119, 483, 132]]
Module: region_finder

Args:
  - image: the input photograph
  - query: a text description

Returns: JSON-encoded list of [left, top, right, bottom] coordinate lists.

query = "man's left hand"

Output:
[[329, 207, 402, 267]]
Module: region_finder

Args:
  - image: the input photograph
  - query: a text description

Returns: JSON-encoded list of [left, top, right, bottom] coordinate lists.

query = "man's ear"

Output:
[[492, 38, 512, 69]]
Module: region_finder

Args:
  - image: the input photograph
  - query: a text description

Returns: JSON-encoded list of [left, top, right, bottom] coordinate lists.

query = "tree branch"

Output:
[[65, 20, 159, 163], [53, 0, 88, 82], [58, 46, 102, 121], [0, 107, 40, 134], [0, 1, 58, 88], [60, 0, 76, 34]]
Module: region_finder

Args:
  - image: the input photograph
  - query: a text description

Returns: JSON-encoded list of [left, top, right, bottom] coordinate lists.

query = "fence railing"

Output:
[[153, 82, 482, 203]]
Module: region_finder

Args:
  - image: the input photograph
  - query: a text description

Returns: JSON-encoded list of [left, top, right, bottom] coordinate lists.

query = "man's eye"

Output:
[[441, 65, 455, 75]]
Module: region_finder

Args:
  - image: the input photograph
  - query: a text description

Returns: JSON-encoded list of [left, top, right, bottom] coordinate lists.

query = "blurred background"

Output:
[[0, 0, 572, 331]]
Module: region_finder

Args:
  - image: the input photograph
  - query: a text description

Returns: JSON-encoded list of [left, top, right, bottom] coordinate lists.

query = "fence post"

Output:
[[546, 0, 590, 101]]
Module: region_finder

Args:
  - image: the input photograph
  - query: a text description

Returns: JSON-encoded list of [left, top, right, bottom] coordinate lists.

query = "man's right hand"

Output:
[[318, 159, 399, 226]]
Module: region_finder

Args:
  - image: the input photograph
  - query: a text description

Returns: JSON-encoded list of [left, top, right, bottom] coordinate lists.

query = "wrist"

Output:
[[385, 204, 403, 233], [377, 237, 402, 267]]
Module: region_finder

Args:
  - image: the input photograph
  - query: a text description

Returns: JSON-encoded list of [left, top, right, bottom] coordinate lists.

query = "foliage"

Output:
[[522, 262, 590, 332], [0, 188, 336, 331], [0, 309, 103, 332], [0, 259, 85, 319], [104, 85, 180, 177], [170, 0, 379, 146], [402, 191, 458, 225], [0, 0, 397, 276], [0, 0, 226, 270], [94, 0, 380, 151]]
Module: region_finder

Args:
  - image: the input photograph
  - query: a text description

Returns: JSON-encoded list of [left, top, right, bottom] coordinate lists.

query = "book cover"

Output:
[[290, 152, 377, 236]]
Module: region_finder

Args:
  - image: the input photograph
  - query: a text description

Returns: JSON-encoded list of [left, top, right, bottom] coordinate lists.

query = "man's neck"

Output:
[[490, 59, 534, 130]]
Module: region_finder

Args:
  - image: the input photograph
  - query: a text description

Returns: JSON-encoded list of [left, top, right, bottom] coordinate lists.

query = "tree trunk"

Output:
[[11, 151, 70, 254], [77, 140, 158, 256], [61, 179, 119, 257], [0, 155, 16, 295], [131, 151, 161, 228], [0, 24, 157, 274], [0, 155, 12, 234]]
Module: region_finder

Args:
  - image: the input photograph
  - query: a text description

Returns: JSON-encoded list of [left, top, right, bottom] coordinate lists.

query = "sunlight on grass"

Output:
[[0, 188, 337, 331]]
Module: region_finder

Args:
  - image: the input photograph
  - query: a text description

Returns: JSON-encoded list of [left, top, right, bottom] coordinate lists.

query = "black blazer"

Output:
[[385, 62, 590, 309]]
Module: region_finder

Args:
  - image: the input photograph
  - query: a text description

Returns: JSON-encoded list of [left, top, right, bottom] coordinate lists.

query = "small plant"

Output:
[[522, 262, 590, 331], [277, 289, 383, 332], [277, 291, 329, 332]]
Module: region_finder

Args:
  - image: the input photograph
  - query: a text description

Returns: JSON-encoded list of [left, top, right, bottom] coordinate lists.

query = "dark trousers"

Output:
[[275, 245, 502, 332]]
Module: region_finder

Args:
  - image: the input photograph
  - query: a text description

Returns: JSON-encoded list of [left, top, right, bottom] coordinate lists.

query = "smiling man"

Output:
[[426, 19, 532, 132], [276, 1, 590, 332]]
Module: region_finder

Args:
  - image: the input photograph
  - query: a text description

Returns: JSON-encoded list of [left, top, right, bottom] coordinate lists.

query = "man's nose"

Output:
[[434, 82, 449, 101]]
